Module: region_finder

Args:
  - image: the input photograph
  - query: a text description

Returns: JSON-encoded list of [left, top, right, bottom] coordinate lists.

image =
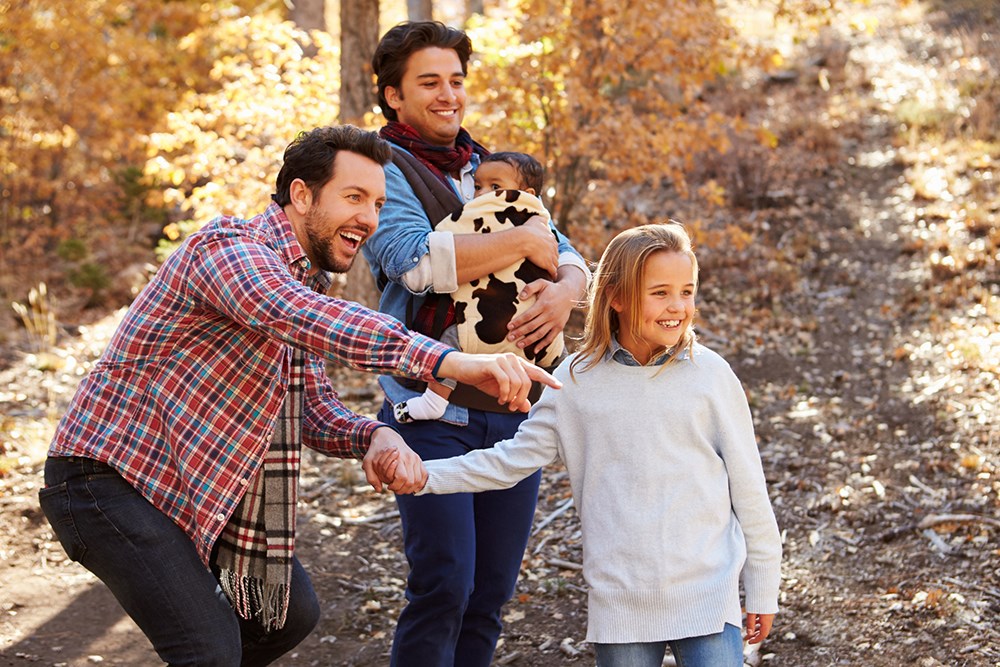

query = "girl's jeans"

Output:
[[38, 456, 320, 667], [594, 623, 745, 667]]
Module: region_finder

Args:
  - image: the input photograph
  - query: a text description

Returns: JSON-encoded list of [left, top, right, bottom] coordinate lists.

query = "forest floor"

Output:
[[1, 1, 998, 666]]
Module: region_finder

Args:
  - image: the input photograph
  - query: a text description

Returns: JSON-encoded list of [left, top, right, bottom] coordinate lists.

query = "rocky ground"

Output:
[[2, 2, 998, 666]]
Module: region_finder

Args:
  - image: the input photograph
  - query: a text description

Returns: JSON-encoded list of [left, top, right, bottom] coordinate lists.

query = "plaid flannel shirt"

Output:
[[49, 202, 451, 564]]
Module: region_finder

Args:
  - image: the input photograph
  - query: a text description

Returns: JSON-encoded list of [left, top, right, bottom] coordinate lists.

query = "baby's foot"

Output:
[[394, 401, 415, 424], [393, 391, 449, 423]]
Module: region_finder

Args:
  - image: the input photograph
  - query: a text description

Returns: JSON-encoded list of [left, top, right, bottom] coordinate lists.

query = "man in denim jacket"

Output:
[[362, 21, 589, 667]]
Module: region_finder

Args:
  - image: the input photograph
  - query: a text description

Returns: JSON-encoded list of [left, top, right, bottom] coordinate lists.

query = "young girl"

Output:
[[387, 222, 781, 666]]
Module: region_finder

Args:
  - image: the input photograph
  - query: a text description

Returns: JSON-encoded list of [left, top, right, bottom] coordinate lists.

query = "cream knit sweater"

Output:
[[420, 344, 782, 643]]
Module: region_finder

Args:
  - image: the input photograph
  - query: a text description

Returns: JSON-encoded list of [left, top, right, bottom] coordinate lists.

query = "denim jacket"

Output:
[[362, 146, 588, 425]]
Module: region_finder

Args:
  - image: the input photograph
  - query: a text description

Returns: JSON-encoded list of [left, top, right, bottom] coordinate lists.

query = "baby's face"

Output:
[[473, 161, 526, 197]]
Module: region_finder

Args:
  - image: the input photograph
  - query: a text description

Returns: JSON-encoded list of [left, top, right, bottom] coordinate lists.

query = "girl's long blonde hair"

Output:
[[570, 222, 699, 377]]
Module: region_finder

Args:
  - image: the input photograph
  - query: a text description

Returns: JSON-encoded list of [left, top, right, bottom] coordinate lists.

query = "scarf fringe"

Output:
[[218, 568, 290, 631]]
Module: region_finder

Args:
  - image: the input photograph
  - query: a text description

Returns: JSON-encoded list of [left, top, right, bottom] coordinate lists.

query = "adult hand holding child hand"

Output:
[[363, 352, 561, 493], [363, 427, 426, 494]]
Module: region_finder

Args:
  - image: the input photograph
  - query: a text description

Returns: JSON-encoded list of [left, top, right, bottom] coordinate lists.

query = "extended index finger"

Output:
[[521, 359, 562, 389]]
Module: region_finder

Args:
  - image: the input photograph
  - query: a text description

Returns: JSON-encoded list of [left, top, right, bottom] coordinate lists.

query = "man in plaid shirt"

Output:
[[38, 125, 558, 666]]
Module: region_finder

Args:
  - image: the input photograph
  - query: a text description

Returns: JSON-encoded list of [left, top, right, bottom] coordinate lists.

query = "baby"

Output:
[[394, 152, 565, 423]]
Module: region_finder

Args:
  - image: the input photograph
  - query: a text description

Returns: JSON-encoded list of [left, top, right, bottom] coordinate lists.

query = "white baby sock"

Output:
[[394, 389, 449, 423]]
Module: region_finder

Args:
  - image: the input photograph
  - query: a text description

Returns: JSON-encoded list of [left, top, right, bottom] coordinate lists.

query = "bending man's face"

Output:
[[385, 46, 467, 148], [300, 150, 386, 274]]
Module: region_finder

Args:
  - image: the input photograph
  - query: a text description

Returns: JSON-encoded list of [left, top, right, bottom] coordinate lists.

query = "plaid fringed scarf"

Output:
[[213, 350, 304, 631], [379, 121, 488, 185]]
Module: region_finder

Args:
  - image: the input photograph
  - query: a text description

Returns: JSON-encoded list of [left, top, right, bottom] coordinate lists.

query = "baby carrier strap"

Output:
[[383, 146, 461, 341]]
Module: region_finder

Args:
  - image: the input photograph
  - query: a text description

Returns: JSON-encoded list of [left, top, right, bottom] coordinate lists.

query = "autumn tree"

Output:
[[465, 0, 752, 254], [0, 0, 221, 305], [146, 13, 340, 250]]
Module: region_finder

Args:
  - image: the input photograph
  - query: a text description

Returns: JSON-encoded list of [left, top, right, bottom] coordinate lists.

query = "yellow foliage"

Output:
[[145, 12, 340, 252], [849, 14, 880, 35], [464, 0, 744, 247], [698, 180, 728, 209], [0, 0, 224, 291], [4, 0, 827, 301], [758, 127, 780, 149]]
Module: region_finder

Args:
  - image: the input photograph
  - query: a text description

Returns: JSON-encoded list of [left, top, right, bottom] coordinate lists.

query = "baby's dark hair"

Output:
[[482, 151, 544, 194]]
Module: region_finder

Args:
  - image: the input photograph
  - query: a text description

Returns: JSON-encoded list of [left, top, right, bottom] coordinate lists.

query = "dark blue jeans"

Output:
[[379, 402, 541, 667], [38, 456, 320, 667]]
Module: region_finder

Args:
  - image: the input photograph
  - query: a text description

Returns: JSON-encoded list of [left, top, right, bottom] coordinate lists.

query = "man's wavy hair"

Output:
[[570, 222, 699, 378], [272, 125, 391, 207], [372, 21, 473, 123]]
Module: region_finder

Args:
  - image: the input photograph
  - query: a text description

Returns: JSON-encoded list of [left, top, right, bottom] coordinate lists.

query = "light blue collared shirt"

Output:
[[608, 334, 675, 367]]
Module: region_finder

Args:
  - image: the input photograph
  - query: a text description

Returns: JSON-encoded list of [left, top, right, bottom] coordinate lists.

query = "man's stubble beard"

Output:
[[304, 208, 355, 275]]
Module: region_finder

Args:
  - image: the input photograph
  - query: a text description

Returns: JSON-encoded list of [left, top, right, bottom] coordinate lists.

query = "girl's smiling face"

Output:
[[612, 250, 697, 365]]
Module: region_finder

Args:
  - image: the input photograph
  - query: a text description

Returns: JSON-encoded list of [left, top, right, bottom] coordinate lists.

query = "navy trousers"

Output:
[[380, 402, 542, 667]]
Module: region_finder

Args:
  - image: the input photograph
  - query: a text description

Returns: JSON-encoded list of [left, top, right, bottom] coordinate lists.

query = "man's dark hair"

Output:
[[372, 21, 473, 123], [272, 125, 392, 207], [483, 151, 544, 195]]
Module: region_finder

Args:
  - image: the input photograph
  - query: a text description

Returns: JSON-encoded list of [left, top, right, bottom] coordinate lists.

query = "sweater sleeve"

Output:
[[715, 362, 783, 615], [419, 384, 562, 494]]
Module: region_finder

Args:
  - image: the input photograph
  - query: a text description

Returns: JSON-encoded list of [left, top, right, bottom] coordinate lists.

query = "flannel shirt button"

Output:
[[239, 478, 249, 486], [215, 513, 225, 521]]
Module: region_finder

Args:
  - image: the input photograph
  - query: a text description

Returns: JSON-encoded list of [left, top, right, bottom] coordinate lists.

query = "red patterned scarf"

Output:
[[379, 121, 488, 184]]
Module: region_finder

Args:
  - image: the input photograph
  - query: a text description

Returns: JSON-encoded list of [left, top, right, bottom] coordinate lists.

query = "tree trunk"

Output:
[[288, 0, 326, 32], [287, 0, 326, 58], [338, 0, 381, 307], [464, 0, 484, 22], [407, 0, 433, 21], [340, 0, 379, 123]]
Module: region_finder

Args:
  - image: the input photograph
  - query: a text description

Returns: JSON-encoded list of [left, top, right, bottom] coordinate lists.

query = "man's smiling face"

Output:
[[299, 150, 386, 274], [385, 46, 467, 148]]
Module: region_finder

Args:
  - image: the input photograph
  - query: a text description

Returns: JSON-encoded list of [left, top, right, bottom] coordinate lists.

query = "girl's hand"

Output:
[[744, 612, 775, 644], [362, 427, 426, 494]]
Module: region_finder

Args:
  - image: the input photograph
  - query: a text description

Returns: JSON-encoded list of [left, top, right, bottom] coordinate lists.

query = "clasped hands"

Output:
[[362, 427, 426, 494], [361, 351, 561, 493]]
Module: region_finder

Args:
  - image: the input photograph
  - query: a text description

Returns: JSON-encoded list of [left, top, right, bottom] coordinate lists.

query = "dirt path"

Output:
[[2, 2, 997, 666]]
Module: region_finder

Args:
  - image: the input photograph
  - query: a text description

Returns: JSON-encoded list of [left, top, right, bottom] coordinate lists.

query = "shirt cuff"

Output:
[[557, 251, 592, 283], [431, 349, 456, 381], [399, 252, 433, 294], [428, 231, 458, 294]]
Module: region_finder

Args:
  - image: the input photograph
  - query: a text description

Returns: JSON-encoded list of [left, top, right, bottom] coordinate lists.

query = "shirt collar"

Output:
[[453, 152, 481, 202], [608, 334, 672, 367], [262, 201, 332, 292]]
